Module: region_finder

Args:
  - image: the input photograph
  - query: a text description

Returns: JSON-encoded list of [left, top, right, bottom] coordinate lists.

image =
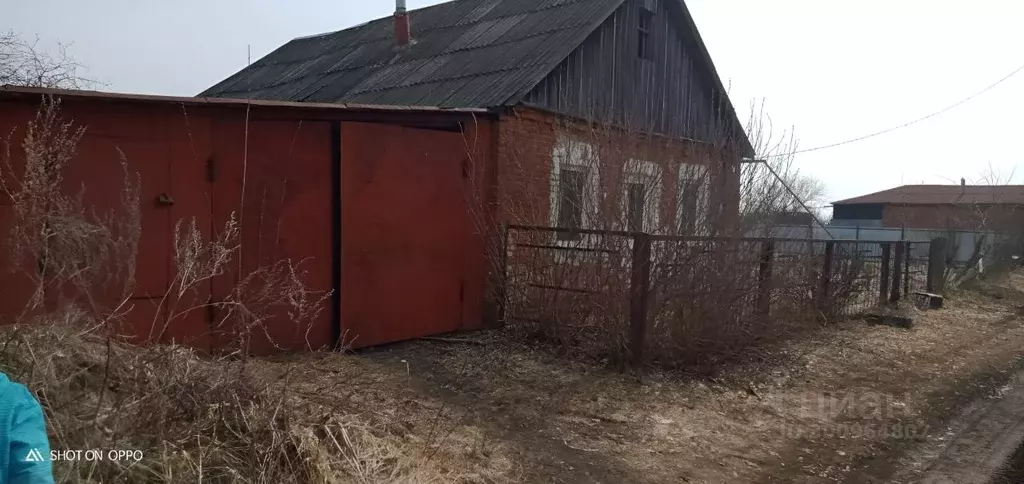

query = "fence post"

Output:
[[817, 241, 835, 313], [495, 223, 510, 328], [890, 242, 905, 302], [927, 237, 949, 293], [903, 242, 911, 297], [756, 241, 775, 317], [880, 242, 891, 304], [629, 233, 652, 367]]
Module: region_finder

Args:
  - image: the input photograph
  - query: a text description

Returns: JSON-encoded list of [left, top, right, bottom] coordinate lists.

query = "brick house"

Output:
[[832, 184, 1024, 231], [202, 0, 753, 237]]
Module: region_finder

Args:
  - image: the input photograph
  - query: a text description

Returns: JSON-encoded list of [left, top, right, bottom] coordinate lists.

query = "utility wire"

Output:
[[750, 60, 1024, 241], [765, 60, 1024, 158]]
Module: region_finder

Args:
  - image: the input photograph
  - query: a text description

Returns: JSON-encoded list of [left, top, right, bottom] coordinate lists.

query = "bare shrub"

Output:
[[0, 96, 141, 323], [921, 166, 1024, 288], [468, 97, 860, 368]]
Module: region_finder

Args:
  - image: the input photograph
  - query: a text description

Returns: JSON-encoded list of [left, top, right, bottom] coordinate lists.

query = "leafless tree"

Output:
[[738, 101, 828, 230], [0, 31, 92, 88]]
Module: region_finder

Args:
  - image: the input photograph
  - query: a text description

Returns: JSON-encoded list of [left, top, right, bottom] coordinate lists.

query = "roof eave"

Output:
[[670, 0, 753, 156], [0, 85, 497, 116]]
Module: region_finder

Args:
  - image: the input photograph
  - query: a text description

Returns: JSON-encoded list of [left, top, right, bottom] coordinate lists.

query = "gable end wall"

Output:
[[522, 0, 729, 144]]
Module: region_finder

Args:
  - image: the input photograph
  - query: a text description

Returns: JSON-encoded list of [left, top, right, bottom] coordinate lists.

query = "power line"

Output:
[[765, 60, 1024, 158]]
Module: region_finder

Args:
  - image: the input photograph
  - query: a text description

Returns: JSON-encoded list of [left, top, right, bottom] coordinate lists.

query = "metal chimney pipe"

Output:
[[395, 0, 411, 46]]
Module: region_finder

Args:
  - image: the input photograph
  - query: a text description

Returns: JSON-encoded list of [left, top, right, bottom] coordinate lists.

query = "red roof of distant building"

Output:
[[833, 185, 1024, 206]]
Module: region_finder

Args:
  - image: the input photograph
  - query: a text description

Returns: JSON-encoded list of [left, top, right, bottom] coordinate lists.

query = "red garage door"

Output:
[[340, 122, 478, 348], [210, 118, 335, 355]]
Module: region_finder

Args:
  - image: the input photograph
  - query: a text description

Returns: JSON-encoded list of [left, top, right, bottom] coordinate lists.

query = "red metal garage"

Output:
[[0, 87, 498, 353]]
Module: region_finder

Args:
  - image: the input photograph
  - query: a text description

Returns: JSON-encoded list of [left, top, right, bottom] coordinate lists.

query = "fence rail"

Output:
[[759, 224, 993, 264], [499, 225, 948, 367]]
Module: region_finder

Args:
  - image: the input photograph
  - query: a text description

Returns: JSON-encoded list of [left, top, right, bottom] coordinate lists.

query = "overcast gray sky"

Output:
[[5, 0, 1023, 204]]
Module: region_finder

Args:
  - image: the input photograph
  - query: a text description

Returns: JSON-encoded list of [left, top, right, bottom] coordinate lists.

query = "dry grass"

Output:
[[0, 318, 518, 483], [0, 95, 519, 484]]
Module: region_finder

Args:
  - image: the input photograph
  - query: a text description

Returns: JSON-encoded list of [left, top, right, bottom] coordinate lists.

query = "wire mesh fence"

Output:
[[500, 227, 635, 355], [500, 225, 941, 367]]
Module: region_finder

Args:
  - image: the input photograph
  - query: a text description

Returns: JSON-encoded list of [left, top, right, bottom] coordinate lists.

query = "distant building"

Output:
[[831, 184, 1024, 231]]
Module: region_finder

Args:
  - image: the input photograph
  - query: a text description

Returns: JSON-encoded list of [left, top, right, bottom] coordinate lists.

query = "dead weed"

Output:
[[0, 318, 518, 483]]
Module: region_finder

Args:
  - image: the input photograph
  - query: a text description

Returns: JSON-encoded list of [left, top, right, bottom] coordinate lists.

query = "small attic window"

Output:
[[638, 7, 654, 60]]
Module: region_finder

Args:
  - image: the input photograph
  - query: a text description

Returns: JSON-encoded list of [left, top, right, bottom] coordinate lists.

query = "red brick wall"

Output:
[[491, 107, 743, 334], [882, 204, 1024, 231], [494, 106, 740, 232]]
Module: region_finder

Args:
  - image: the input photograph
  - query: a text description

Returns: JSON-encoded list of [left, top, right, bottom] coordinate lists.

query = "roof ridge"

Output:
[[833, 184, 1024, 205], [291, 1, 458, 42], [293, 0, 603, 44]]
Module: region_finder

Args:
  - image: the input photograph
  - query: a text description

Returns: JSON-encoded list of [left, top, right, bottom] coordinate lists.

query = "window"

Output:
[[677, 186, 700, 234], [638, 8, 654, 59], [621, 160, 661, 233], [677, 164, 710, 235], [550, 138, 599, 244], [557, 168, 586, 240], [626, 183, 646, 232]]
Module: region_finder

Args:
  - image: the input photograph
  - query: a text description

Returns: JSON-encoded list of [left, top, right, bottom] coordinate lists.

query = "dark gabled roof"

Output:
[[200, 0, 751, 153], [199, 0, 623, 107], [833, 185, 1024, 206]]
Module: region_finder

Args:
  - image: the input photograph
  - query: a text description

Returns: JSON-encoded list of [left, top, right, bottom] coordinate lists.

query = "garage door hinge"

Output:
[[206, 157, 217, 182]]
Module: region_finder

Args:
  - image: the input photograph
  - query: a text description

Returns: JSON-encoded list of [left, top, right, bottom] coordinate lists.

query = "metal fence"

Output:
[[499, 225, 945, 365], [758, 224, 993, 264]]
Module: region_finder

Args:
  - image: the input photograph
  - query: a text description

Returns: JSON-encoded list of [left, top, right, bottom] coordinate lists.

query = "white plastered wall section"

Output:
[[676, 162, 711, 236], [549, 137, 600, 237], [621, 159, 663, 234]]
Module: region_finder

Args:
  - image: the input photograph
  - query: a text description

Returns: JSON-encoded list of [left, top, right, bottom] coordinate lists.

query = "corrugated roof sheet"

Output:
[[0, 85, 492, 114], [199, 0, 622, 108], [833, 185, 1024, 206]]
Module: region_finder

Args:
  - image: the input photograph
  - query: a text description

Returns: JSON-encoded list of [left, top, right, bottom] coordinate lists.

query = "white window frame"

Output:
[[676, 163, 710, 236], [550, 137, 600, 246], [621, 159, 662, 234]]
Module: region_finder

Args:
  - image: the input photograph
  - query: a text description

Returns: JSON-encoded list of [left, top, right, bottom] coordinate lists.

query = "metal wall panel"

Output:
[[0, 93, 496, 353], [340, 121, 489, 348]]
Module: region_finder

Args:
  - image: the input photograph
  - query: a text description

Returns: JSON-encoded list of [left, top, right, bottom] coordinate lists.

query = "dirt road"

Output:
[[892, 370, 1024, 483], [345, 273, 1024, 482]]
